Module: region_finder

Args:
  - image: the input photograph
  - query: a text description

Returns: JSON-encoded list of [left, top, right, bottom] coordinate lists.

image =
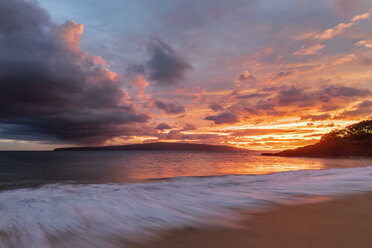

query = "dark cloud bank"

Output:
[[0, 0, 149, 145]]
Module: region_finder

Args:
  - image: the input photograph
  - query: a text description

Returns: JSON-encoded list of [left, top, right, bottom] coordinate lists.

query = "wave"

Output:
[[1, 166, 372, 248]]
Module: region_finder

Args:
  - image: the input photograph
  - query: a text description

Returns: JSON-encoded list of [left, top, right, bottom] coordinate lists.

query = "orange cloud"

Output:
[[355, 39, 372, 48], [58, 20, 84, 51], [313, 10, 371, 41], [131, 75, 149, 98], [331, 54, 356, 65], [314, 22, 354, 40], [235, 70, 256, 83], [351, 11, 372, 22], [294, 44, 325, 56]]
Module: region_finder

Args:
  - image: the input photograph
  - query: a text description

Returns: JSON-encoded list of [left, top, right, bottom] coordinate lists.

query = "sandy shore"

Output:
[[136, 192, 372, 248]]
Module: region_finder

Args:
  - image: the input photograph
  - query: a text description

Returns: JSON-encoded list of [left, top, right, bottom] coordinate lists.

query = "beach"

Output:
[[141, 192, 372, 248]]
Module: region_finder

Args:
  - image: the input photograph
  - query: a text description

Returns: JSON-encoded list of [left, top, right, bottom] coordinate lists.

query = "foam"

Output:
[[1, 166, 372, 248]]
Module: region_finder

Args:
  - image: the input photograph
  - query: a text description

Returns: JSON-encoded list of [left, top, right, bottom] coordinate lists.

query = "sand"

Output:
[[136, 192, 372, 248]]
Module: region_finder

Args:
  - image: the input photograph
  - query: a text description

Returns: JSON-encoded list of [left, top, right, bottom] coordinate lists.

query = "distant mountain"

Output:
[[54, 142, 250, 152], [262, 120, 372, 158]]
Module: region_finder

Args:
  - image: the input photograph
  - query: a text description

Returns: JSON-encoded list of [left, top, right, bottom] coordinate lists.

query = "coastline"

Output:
[[136, 192, 372, 248]]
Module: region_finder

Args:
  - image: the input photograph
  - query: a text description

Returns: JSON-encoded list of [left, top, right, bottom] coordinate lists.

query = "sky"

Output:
[[0, 0, 371, 150]]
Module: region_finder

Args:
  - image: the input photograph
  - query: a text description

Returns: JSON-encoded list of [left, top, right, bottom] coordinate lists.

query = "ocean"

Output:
[[1, 151, 372, 248]]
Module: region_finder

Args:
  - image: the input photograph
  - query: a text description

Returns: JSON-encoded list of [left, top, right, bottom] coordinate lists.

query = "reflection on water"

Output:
[[1, 151, 371, 189], [2, 166, 372, 248], [1, 151, 372, 247]]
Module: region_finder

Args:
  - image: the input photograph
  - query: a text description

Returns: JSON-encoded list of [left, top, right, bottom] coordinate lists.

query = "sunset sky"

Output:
[[0, 0, 371, 150]]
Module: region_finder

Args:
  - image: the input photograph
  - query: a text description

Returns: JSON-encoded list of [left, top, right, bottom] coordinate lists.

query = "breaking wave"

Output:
[[1, 166, 372, 247]]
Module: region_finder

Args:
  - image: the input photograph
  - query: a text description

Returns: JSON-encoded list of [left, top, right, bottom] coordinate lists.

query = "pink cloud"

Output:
[[351, 11, 372, 22], [313, 10, 371, 41], [294, 44, 325, 56], [131, 75, 149, 98], [354, 39, 372, 48], [58, 20, 84, 51], [313, 22, 355, 40]]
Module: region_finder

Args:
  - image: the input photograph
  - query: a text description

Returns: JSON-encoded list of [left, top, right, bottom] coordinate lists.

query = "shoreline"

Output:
[[136, 192, 372, 248]]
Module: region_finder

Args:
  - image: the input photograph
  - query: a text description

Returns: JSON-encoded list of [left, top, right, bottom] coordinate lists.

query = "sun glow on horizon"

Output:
[[0, 0, 371, 150]]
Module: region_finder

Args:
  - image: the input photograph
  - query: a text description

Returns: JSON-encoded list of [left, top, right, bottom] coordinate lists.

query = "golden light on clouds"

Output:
[[1, 0, 372, 151]]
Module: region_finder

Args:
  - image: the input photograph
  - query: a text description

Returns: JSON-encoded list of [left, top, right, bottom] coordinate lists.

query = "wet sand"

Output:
[[138, 192, 372, 248]]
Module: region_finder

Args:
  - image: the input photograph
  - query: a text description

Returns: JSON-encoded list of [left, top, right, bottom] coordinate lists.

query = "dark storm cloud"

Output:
[[127, 39, 192, 86], [0, 0, 51, 33], [155, 123, 172, 130], [154, 100, 185, 114], [0, 0, 150, 144], [205, 112, 240, 124]]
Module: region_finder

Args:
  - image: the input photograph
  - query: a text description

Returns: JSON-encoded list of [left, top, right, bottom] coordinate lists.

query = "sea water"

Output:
[[0, 151, 372, 247]]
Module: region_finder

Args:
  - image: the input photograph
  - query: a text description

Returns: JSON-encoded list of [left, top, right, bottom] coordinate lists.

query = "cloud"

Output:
[[276, 86, 316, 107], [358, 55, 372, 65], [273, 85, 370, 108], [155, 123, 172, 130], [58, 20, 84, 51], [271, 71, 297, 81], [351, 11, 372, 22], [235, 93, 268, 99], [128, 39, 192, 87], [0, 0, 51, 33], [294, 44, 325, 56], [156, 129, 221, 141], [320, 86, 370, 98], [354, 39, 372, 48], [180, 133, 221, 141], [331, 54, 356, 65], [181, 123, 197, 131], [313, 10, 371, 41], [235, 70, 256, 82], [336, 100, 372, 118], [209, 103, 224, 111], [154, 100, 185, 114], [224, 84, 371, 121], [130, 75, 149, 98], [332, 0, 361, 14], [146, 39, 193, 86], [301, 114, 331, 121], [205, 112, 240, 124], [231, 128, 310, 137], [313, 22, 355, 40], [293, 10, 372, 59], [126, 64, 145, 75], [0, 0, 150, 145]]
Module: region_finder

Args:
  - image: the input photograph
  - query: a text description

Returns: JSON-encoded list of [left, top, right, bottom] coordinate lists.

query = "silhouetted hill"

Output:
[[262, 120, 372, 158], [54, 142, 249, 152]]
